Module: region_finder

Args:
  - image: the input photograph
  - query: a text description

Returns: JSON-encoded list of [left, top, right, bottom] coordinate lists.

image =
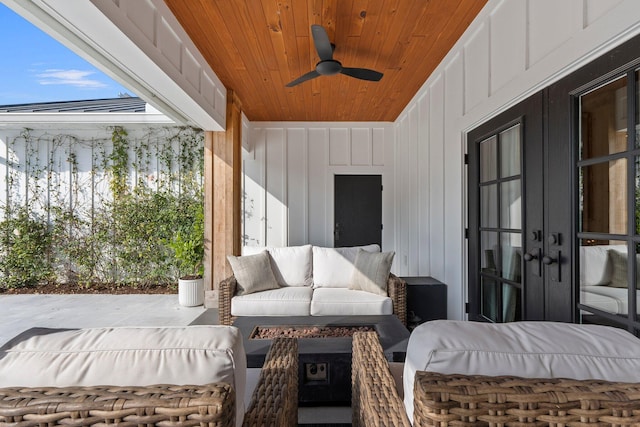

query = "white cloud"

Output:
[[36, 69, 107, 88]]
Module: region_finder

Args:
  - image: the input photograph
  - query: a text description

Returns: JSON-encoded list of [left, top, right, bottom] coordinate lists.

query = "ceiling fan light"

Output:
[[316, 60, 342, 76]]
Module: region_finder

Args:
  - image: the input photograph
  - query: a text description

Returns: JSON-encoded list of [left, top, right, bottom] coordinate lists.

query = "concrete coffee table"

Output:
[[232, 315, 409, 405]]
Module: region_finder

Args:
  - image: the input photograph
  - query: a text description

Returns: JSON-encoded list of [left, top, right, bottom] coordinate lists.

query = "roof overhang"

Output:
[[1, 0, 227, 131]]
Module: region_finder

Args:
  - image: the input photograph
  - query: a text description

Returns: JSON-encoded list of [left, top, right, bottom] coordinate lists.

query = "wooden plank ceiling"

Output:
[[164, 0, 487, 122]]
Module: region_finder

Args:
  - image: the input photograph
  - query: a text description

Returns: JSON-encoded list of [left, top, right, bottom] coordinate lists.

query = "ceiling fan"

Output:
[[285, 25, 384, 87]]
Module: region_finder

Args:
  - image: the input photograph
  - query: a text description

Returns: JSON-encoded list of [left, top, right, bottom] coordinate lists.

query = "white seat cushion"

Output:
[[312, 244, 380, 288], [0, 325, 247, 427], [403, 320, 640, 423], [310, 287, 392, 316], [243, 245, 313, 287], [231, 286, 313, 316]]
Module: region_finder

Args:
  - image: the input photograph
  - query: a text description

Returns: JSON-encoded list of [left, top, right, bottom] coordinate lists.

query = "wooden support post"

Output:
[[203, 91, 241, 306]]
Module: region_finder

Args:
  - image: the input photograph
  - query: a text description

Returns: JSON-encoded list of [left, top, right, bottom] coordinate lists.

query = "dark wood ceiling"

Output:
[[164, 0, 487, 122]]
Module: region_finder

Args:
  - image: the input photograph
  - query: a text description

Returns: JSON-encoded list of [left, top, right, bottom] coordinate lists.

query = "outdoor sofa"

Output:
[[219, 244, 406, 326], [352, 320, 640, 426], [0, 326, 298, 427]]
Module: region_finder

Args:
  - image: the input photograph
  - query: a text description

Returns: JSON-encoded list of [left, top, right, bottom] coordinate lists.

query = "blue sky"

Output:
[[0, 3, 136, 105]]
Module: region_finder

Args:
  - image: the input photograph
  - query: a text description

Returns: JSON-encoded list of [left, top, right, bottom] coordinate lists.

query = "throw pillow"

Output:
[[227, 251, 279, 295], [349, 249, 395, 296], [608, 249, 640, 289]]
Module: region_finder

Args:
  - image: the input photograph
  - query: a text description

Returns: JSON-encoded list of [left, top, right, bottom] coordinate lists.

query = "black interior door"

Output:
[[334, 175, 382, 247]]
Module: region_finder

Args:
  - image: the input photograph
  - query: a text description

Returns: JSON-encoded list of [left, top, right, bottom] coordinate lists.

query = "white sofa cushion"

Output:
[[0, 325, 247, 427], [227, 251, 279, 295], [243, 245, 313, 287], [232, 286, 313, 316], [403, 320, 640, 423], [313, 244, 380, 288], [310, 287, 392, 316]]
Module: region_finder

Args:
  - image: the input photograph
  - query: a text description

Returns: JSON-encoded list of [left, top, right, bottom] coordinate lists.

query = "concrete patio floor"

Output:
[[0, 294, 207, 346]]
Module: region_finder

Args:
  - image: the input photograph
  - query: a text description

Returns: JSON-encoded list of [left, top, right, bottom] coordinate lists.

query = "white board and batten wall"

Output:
[[242, 0, 640, 321], [242, 122, 395, 256], [394, 0, 640, 320]]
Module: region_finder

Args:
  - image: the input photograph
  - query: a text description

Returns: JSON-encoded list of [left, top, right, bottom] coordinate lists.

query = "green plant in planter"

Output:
[[168, 198, 204, 280]]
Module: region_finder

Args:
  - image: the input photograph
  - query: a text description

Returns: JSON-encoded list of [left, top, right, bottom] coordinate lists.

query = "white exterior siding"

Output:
[[394, 0, 640, 320]]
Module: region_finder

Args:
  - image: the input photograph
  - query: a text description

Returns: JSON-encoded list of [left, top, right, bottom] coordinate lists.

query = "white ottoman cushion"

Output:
[[403, 320, 640, 423], [310, 287, 392, 316], [312, 244, 380, 288], [0, 325, 247, 426], [231, 286, 313, 316], [243, 245, 313, 287]]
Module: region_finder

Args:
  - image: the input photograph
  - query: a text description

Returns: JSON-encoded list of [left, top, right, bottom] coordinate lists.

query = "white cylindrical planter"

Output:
[[178, 277, 204, 306]]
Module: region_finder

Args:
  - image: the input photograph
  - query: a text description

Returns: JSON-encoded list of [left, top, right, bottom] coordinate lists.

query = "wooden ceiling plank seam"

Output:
[[348, 0, 368, 37], [244, 0, 280, 71], [383, 1, 428, 71], [212, 1, 281, 118], [292, 0, 310, 37], [352, 0, 383, 65], [317, 0, 334, 121], [260, 0, 297, 121], [278, 0, 303, 84], [221, 0, 277, 72], [288, 35, 313, 118], [229, 0, 282, 118], [344, 0, 384, 119], [321, 0, 338, 41]]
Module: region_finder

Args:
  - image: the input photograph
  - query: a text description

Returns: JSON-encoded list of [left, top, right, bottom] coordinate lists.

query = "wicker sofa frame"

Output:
[[0, 337, 298, 427], [218, 273, 407, 327], [352, 331, 640, 426]]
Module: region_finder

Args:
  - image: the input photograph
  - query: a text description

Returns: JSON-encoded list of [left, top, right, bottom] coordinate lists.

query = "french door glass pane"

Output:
[[480, 136, 497, 182], [481, 231, 499, 273], [481, 184, 498, 228], [500, 232, 522, 283], [500, 179, 521, 229], [579, 159, 627, 234], [481, 276, 499, 322], [500, 125, 520, 177], [579, 76, 627, 160], [502, 283, 521, 322]]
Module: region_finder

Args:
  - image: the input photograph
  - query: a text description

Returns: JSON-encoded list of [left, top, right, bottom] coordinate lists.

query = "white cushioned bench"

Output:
[[403, 320, 640, 422]]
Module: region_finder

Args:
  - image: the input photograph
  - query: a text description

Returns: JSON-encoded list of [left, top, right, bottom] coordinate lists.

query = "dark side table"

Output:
[[401, 276, 447, 330]]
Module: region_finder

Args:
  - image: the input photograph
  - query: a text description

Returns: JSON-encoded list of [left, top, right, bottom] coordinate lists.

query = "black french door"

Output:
[[469, 32, 640, 333], [468, 91, 573, 323]]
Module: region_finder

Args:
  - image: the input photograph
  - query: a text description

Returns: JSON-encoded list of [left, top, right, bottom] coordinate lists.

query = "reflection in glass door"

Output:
[[478, 125, 523, 322], [577, 71, 640, 332]]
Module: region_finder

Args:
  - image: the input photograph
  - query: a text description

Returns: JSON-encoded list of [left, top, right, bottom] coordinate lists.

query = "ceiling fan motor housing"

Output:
[[316, 60, 342, 76]]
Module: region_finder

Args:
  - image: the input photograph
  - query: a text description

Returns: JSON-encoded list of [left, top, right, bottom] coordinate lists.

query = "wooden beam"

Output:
[[203, 91, 242, 304]]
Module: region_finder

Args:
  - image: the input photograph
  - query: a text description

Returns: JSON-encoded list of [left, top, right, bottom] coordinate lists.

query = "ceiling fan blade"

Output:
[[340, 67, 384, 82], [311, 25, 333, 61], [286, 70, 321, 87]]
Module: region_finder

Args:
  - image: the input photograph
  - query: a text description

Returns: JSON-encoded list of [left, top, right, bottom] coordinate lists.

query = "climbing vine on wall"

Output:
[[0, 126, 204, 289]]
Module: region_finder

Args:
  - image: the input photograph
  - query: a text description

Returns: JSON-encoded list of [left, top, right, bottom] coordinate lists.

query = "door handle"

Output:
[[543, 250, 561, 282], [334, 223, 340, 241], [542, 255, 556, 265], [523, 248, 541, 277]]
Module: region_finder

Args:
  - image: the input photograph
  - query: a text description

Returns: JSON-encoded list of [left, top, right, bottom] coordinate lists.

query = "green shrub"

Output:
[[0, 208, 53, 288]]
